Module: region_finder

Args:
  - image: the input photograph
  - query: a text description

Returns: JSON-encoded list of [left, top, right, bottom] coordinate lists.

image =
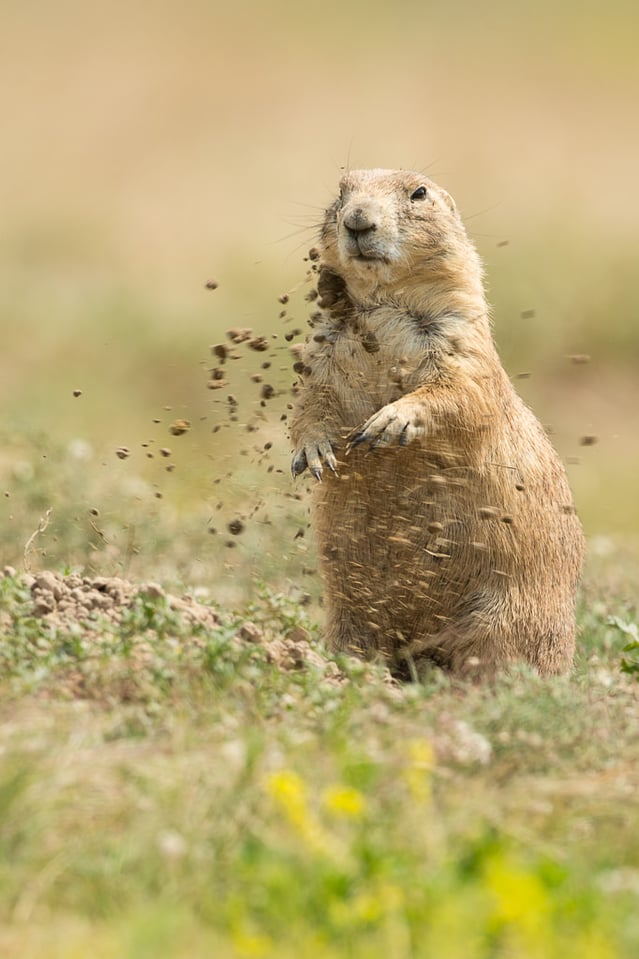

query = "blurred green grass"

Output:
[[0, 569, 638, 957], [1, 0, 638, 588]]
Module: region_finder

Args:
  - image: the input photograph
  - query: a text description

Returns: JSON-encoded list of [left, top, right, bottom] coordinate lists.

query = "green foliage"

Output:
[[610, 616, 639, 677], [244, 584, 319, 638]]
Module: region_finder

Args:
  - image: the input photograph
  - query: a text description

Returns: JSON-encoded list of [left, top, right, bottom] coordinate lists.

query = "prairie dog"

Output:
[[290, 169, 584, 678]]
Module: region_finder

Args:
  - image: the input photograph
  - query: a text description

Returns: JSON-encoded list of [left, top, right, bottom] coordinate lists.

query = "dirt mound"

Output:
[[6, 567, 341, 679], [27, 569, 220, 630]]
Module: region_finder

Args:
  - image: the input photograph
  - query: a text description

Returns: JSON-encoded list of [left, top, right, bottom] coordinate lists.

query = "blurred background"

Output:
[[1, 0, 637, 599]]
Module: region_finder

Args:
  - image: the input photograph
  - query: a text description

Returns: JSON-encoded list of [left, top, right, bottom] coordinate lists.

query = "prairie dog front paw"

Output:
[[347, 398, 429, 452]]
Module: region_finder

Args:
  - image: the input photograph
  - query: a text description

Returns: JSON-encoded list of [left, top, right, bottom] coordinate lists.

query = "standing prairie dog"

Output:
[[290, 169, 584, 678]]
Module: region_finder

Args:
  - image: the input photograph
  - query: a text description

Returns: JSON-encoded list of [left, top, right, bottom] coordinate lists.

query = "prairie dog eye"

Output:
[[410, 186, 428, 201]]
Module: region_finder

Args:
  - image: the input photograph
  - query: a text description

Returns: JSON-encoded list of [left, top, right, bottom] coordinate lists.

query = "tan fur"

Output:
[[290, 169, 584, 678]]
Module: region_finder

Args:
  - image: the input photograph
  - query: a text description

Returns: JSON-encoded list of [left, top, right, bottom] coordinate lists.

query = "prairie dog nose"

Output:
[[343, 204, 378, 235]]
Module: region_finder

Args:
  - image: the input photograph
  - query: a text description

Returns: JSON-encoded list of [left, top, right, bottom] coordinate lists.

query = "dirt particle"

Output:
[[115, 447, 130, 460], [278, 293, 290, 304], [228, 519, 245, 536], [205, 280, 219, 290], [579, 434, 598, 447], [33, 570, 61, 597], [211, 344, 228, 362], [72, 389, 82, 398], [248, 336, 269, 352], [308, 247, 320, 261], [478, 506, 500, 520], [361, 331, 380, 354], [239, 622, 263, 643], [169, 419, 191, 436], [227, 328, 252, 344], [140, 582, 165, 600], [159, 448, 171, 458], [520, 309, 536, 319]]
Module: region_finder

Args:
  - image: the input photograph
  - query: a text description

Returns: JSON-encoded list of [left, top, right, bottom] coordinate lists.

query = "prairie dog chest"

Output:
[[311, 309, 435, 414]]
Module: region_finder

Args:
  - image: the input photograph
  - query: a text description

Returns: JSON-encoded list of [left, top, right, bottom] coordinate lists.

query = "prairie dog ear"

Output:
[[317, 266, 347, 309], [439, 188, 457, 215]]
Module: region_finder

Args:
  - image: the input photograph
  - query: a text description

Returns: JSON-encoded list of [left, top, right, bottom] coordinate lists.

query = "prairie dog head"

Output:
[[320, 169, 483, 312]]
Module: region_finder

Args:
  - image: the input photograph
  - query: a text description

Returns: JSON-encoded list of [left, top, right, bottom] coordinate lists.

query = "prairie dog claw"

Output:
[[347, 399, 428, 453], [291, 439, 338, 480]]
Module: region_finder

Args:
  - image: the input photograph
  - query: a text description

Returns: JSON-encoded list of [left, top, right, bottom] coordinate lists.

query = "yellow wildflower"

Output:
[[484, 852, 551, 957], [264, 769, 330, 856], [322, 784, 367, 819], [265, 769, 308, 824]]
